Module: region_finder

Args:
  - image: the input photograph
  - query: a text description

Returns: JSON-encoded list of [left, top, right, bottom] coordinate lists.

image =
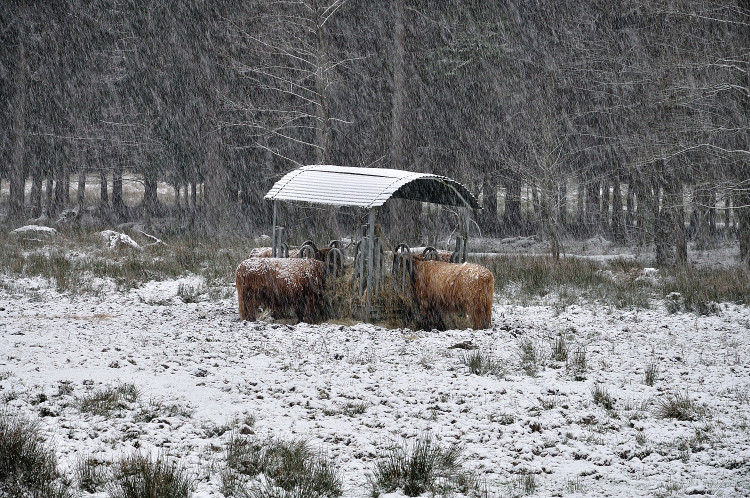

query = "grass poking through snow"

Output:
[[368, 435, 478, 497]]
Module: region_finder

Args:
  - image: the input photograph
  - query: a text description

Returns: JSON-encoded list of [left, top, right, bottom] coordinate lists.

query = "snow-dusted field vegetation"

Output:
[[1, 230, 750, 497]]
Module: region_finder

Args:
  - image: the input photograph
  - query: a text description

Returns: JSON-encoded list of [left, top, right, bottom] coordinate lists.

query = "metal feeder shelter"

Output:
[[264, 165, 480, 319]]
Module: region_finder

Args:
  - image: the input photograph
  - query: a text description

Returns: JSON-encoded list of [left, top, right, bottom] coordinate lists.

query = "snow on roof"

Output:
[[265, 165, 480, 209]]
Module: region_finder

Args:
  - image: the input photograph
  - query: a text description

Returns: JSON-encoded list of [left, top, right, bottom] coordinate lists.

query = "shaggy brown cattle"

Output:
[[248, 245, 345, 273], [249, 247, 274, 258], [411, 250, 453, 262], [236, 257, 326, 323], [411, 260, 494, 330]]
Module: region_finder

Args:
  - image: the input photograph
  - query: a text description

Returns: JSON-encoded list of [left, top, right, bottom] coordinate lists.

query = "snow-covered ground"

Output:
[[2, 273, 750, 497]]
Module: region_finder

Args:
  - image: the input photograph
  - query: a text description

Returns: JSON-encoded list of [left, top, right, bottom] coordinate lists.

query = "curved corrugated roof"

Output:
[[265, 165, 480, 209]]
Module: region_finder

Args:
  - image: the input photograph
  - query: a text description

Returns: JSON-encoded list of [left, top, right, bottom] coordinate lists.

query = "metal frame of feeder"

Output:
[[264, 165, 480, 320]]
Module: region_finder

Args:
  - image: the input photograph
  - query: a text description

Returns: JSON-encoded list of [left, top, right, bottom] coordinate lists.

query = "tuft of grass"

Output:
[[75, 455, 110, 493], [323, 401, 370, 417], [518, 339, 541, 376], [460, 350, 504, 376], [109, 452, 193, 498], [661, 267, 749, 312], [565, 476, 584, 494], [223, 434, 341, 497], [591, 383, 615, 410], [0, 411, 75, 497], [644, 361, 659, 386], [368, 435, 477, 497], [178, 283, 205, 303], [134, 399, 194, 423], [551, 334, 568, 362], [78, 383, 140, 417], [656, 392, 703, 421], [509, 472, 537, 496], [568, 346, 587, 381]]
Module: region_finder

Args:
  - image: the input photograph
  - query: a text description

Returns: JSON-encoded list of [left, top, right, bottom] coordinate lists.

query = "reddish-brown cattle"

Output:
[[235, 258, 326, 323], [248, 246, 345, 273], [411, 260, 494, 330], [249, 247, 273, 258]]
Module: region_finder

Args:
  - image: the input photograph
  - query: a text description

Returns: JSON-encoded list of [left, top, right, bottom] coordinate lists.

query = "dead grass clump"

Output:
[[222, 434, 342, 497], [460, 350, 504, 376], [0, 411, 74, 497], [109, 453, 192, 498], [656, 392, 704, 421], [78, 383, 140, 417], [368, 435, 477, 497]]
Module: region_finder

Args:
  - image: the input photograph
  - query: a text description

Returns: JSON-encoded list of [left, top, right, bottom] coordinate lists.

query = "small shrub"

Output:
[[656, 392, 702, 421], [565, 476, 584, 494], [75, 455, 110, 493], [644, 362, 659, 386], [79, 383, 140, 417], [57, 380, 74, 397], [635, 432, 647, 446], [223, 434, 341, 497], [0, 411, 74, 497], [517, 339, 541, 376], [509, 472, 537, 496], [203, 413, 254, 439], [323, 401, 370, 417], [109, 452, 193, 498], [591, 383, 615, 410], [551, 334, 568, 362], [460, 350, 503, 376], [490, 413, 516, 426], [369, 435, 477, 497], [134, 399, 194, 423], [568, 346, 587, 381], [178, 283, 205, 303]]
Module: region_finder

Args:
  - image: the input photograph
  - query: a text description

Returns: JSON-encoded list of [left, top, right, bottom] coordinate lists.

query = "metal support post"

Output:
[[366, 209, 376, 315], [271, 200, 278, 257], [463, 208, 470, 262]]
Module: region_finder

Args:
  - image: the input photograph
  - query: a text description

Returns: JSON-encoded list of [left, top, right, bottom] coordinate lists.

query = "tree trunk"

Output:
[[53, 164, 67, 218], [45, 173, 54, 218], [480, 176, 498, 235], [626, 176, 635, 231], [692, 187, 711, 249], [725, 195, 732, 233], [143, 172, 159, 219], [112, 163, 125, 220], [203, 126, 232, 233], [30, 171, 42, 219], [77, 167, 86, 218], [634, 176, 650, 246], [8, 33, 27, 223], [667, 174, 687, 265], [502, 172, 523, 234], [99, 169, 109, 210], [389, 0, 405, 171], [652, 177, 672, 265], [314, 3, 331, 164], [585, 175, 600, 235], [611, 174, 624, 242], [531, 183, 540, 222], [558, 178, 567, 226], [600, 179, 610, 233], [738, 188, 750, 266], [576, 178, 584, 234]]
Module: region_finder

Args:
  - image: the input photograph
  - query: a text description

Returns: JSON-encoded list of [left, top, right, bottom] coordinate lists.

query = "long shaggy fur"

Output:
[[236, 258, 325, 323], [412, 260, 494, 330], [249, 246, 342, 267]]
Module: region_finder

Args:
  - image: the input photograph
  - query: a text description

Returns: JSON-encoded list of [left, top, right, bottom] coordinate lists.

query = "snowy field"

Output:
[[2, 271, 750, 497]]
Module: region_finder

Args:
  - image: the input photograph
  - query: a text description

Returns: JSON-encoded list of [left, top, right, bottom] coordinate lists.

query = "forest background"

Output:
[[2, 0, 750, 267]]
